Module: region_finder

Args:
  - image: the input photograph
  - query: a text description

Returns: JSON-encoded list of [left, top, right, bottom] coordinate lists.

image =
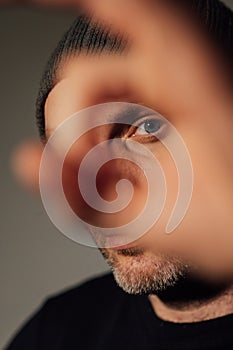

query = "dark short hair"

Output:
[[36, 0, 233, 141]]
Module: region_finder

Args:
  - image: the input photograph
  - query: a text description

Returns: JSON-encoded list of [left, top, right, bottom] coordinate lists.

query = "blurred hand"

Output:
[[8, 0, 233, 278]]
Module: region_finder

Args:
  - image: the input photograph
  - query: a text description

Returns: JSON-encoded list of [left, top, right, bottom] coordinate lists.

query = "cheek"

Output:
[[140, 122, 233, 257], [61, 139, 179, 235], [187, 126, 233, 222], [170, 136, 233, 264], [61, 141, 149, 229], [184, 128, 232, 240]]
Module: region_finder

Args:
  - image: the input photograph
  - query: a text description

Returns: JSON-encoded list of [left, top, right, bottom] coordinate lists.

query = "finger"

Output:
[[58, 55, 134, 107], [80, 0, 164, 49], [30, 0, 79, 8], [51, 54, 165, 115], [28, 0, 165, 56]]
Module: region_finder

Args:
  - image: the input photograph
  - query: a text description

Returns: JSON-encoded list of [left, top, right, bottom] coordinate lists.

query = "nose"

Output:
[[61, 125, 148, 229]]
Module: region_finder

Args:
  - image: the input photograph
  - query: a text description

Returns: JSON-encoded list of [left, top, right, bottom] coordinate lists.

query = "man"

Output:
[[6, 0, 233, 349]]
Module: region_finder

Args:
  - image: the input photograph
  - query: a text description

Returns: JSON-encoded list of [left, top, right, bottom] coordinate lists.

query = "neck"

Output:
[[149, 276, 233, 323]]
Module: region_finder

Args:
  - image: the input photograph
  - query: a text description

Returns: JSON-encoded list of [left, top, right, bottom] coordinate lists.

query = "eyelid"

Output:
[[124, 115, 166, 141], [132, 115, 162, 128]]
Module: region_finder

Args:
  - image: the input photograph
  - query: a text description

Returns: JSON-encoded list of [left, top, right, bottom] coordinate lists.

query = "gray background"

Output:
[[1, 1, 233, 348]]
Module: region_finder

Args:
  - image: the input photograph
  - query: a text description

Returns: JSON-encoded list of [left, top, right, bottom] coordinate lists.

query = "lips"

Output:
[[88, 224, 142, 249], [90, 228, 136, 249], [113, 242, 138, 250], [103, 237, 137, 249]]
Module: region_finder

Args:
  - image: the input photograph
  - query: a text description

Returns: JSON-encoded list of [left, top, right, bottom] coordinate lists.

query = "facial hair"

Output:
[[99, 246, 190, 295]]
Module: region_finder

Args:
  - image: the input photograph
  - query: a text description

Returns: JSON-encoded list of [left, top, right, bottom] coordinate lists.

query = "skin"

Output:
[[11, 0, 233, 272], [42, 3, 233, 322], [9, 0, 233, 322]]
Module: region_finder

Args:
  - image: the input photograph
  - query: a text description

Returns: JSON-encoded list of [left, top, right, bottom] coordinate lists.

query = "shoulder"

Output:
[[5, 273, 131, 349], [40, 272, 128, 322], [46, 272, 124, 306]]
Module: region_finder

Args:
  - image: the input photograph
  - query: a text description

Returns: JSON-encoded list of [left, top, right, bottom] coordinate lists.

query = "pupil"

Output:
[[144, 120, 161, 133]]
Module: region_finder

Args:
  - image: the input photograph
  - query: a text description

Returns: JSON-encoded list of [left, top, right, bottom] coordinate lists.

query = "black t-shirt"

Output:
[[5, 273, 233, 350]]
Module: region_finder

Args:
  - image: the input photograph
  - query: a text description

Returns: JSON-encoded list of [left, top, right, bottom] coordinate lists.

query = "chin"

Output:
[[99, 246, 190, 295]]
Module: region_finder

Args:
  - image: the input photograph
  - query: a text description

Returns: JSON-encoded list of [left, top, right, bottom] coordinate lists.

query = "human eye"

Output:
[[123, 116, 166, 144], [134, 119, 162, 136]]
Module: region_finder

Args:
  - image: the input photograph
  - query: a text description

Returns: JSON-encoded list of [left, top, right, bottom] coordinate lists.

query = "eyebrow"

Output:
[[107, 105, 156, 124], [44, 103, 160, 140]]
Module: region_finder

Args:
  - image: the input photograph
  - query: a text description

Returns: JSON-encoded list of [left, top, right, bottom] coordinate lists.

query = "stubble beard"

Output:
[[99, 246, 190, 295]]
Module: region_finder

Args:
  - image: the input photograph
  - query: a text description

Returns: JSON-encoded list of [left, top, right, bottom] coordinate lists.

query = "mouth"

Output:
[[113, 242, 139, 250], [114, 246, 144, 257], [89, 228, 139, 250]]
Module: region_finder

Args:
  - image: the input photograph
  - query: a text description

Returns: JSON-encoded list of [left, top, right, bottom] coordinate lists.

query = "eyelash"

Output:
[[119, 116, 166, 143]]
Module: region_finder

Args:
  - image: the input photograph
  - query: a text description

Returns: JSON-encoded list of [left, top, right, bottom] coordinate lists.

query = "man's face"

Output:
[[43, 11, 233, 294]]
